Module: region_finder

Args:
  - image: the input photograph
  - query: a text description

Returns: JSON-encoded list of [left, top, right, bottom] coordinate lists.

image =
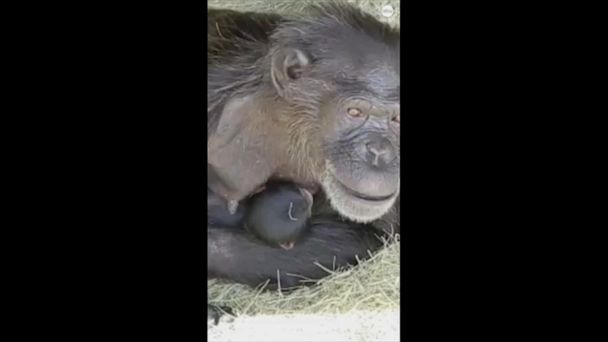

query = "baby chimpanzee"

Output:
[[244, 182, 313, 250], [207, 182, 313, 250]]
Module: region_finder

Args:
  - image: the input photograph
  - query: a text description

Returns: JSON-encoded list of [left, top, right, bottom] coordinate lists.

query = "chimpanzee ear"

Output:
[[271, 48, 310, 98]]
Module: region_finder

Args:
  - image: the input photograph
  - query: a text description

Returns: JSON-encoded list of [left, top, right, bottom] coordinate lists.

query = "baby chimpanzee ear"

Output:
[[271, 47, 310, 98]]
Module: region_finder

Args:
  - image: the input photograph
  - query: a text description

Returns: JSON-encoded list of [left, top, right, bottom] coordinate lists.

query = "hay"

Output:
[[207, 0, 401, 28], [208, 235, 400, 341], [208, 235, 400, 316]]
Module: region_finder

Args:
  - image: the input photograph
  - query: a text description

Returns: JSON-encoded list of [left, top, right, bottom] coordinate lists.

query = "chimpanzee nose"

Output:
[[365, 138, 395, 168]]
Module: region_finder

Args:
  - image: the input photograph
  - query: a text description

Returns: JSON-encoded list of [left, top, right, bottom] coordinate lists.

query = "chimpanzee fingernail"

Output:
[[227, 200, 239, 214], [280, 242, 295, 250]]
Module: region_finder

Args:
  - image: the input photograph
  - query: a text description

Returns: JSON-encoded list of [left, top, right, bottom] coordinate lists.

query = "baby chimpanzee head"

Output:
[[245, 182, 313, 250]]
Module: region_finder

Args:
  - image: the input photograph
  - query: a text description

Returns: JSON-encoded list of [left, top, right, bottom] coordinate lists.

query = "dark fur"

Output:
[[207, 9, 283, 137], [208, 192, 399, 289], [207, 3, 400, 290]]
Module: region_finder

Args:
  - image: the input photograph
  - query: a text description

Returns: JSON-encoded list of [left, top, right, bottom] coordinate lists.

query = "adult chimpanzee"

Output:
[[207, 2, 400, 322]]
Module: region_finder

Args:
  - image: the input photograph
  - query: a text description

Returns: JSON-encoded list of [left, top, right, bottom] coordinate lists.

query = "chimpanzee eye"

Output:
[[347, 107, 363, 118]]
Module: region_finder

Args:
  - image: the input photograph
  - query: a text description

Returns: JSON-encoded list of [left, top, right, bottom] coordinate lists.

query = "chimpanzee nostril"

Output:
[[365, 139, 395, 168]]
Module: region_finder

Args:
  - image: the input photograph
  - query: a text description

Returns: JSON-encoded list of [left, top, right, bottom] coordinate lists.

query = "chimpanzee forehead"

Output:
[[312, 27, 399, 97], [296, 13, 400, 101], [328, 50, 400, 102], [334, 72, 399, 102], [318, 28, 398, 67]]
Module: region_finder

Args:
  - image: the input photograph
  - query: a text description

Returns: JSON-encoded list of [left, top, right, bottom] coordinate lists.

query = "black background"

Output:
[[7, 0, 596, 340]]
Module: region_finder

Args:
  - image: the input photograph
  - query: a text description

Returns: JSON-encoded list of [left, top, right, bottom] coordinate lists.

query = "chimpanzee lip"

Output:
[[335, 178, 395, 202]]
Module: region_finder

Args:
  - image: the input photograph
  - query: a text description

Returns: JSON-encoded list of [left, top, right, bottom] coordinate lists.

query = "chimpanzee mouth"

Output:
[[335, 178, 396, 203], [321, 167, 398, 222]]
